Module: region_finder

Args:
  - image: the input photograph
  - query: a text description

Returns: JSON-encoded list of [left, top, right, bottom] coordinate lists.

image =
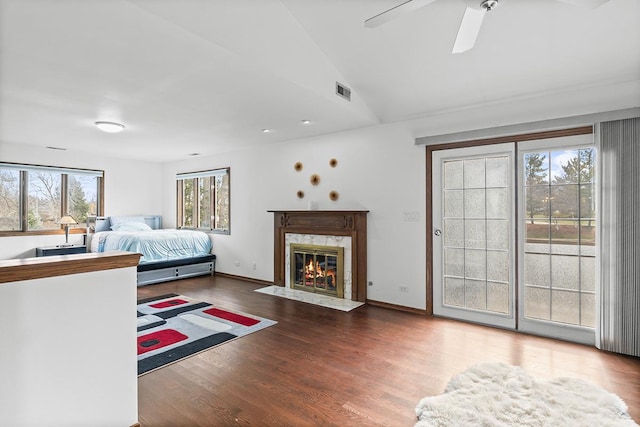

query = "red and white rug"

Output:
[[137, 294, 276, 375]]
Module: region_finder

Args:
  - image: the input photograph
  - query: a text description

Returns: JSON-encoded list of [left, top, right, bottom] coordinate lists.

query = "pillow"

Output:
[[111, 222, 152, 232], [110, 216, 146, 225]]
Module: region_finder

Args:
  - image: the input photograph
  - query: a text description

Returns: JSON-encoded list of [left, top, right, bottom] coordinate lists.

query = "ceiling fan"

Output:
[[364, 0, 610, 54]]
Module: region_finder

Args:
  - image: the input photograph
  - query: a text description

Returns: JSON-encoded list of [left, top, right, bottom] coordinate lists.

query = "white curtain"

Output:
[[597, 117, 640, 357]]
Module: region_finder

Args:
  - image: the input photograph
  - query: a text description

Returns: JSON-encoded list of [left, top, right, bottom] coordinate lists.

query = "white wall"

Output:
[[162, 123, 428, 309], [0, 142, 163, 259], [0, 265, 139, 427], [159, 79, 640, 311], [3, 79, 637, 309]]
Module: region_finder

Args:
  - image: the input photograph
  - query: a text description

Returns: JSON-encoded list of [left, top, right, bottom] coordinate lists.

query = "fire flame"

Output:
[[305, 259, 325, 278], [302, 257, 336, 288]]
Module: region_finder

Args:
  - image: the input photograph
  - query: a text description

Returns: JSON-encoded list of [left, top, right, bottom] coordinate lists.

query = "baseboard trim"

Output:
[[366, 299, 427, 315], [215, 272, 273, 286]]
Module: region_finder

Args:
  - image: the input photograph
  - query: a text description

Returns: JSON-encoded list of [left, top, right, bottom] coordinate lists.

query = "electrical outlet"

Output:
[[399, 285, 409, 292]]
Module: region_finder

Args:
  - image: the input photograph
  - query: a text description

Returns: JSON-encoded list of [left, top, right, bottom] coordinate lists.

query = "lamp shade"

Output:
[[57, 215, 77, 247], [58, 215, 78, 225]]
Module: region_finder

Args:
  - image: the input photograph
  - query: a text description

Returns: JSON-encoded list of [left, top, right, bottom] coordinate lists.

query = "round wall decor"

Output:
[[310, 174, 320, 186]]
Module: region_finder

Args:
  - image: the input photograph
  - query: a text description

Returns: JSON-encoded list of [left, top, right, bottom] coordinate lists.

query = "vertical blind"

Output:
[[598, 117, 640, 357]]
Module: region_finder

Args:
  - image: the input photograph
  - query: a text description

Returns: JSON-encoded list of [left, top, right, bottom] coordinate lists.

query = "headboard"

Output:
[[92, 215, 162, 232]]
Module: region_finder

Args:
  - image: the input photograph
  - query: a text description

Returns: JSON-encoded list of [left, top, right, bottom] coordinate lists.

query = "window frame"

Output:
[[176, 167, 230, 234], [0, 162, 104, 236]]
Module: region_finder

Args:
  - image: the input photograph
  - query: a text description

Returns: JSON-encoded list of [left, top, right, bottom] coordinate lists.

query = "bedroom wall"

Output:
[[160, 79, 639, 310], [2, 79, 634, 309], [161, 123, 427, 309], [0, 142, 163, 259]]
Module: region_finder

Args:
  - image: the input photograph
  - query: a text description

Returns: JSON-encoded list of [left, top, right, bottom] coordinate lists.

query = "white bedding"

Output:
[[90, 229, 212, 264]]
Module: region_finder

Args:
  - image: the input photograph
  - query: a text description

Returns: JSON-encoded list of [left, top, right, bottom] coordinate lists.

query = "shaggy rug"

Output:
[[137, 294, 276, 375], [415, 362, 638, 427]]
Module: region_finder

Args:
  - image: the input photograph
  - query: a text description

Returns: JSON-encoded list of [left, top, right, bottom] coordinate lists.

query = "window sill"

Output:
[[0, 228, 87, 238]]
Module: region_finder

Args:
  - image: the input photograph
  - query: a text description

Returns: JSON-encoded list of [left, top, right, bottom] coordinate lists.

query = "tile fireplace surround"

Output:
[[269, 210, 368, 302]]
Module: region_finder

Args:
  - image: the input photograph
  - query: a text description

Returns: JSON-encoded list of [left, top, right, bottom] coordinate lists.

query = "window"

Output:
[[177, 168, 229, 233], [0, 163, 103, 233], [522, 146, 596, 328]]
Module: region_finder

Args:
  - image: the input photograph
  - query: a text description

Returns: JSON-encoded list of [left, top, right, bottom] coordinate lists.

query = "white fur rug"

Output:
[[415, 362, 638, 427]]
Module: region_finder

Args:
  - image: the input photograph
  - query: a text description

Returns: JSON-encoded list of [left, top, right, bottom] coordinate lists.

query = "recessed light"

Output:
[[301, 120, 311, 124], [95, 121, 125, 133], [262, 128, 271, 133]]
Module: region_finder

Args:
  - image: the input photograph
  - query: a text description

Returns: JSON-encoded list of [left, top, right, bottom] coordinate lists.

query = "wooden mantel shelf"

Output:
[[269, 210, 368, 302], [0, 251, 141, 284]]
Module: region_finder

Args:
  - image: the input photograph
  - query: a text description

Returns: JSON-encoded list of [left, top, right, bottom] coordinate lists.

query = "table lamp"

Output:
[[57, 215, 78, 247]]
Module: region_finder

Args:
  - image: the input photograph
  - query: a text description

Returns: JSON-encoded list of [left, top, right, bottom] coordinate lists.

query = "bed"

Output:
[[89, 215, 216, 286]]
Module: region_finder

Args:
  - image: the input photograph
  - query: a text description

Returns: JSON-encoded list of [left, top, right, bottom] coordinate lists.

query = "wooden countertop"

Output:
[[0, 251, 141, 284]]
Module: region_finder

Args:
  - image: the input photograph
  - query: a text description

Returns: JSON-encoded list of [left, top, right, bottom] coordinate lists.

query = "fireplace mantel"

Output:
[[269, 210, 368, 302]]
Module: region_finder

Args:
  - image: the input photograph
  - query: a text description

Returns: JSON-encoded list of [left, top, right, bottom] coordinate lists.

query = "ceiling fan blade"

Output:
[[364, 0, 439, 28], [452, 6, 486, 54], [554, 0, 610, 8]]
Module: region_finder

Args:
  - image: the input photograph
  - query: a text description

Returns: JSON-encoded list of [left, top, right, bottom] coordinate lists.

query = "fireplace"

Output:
[[269, 210, 368, 302], [290, 244, 344, 298]]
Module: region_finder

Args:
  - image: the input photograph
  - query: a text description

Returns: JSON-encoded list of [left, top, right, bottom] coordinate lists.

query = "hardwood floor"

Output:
[[138, 276, 640, 426]]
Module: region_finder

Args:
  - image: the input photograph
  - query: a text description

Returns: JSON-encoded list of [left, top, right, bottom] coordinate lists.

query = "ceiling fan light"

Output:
[[95, 121, 125, 133]]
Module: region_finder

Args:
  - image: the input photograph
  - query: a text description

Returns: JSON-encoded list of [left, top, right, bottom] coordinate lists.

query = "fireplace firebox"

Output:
[[290, 244, 344, 298]]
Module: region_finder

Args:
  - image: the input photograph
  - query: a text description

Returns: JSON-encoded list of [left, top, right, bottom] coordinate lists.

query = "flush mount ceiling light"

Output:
[[95, 121, 125, 133], [301, 120, 311, 125], [262, 128, 271, 133]]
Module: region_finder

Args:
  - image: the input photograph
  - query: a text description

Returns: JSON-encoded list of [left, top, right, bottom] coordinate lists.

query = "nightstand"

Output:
[[35, 245, 87, 257]]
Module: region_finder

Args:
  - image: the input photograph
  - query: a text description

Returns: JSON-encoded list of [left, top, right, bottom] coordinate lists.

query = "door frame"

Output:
[[425, 126, 593, 315]]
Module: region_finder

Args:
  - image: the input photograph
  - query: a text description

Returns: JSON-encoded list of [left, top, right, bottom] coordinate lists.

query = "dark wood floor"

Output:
[[137, 275, 640, 426]]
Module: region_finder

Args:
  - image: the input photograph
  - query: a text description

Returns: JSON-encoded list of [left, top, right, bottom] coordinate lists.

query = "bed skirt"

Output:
[[136, 254, 216, 286]]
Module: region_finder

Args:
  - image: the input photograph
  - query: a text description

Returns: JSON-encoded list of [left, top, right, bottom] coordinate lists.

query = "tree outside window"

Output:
[[177, 168, 229, 234], [0, 169, 20, 231], [0, 163, 103, 233], [28, 171, 61, 230], [523, 148, 595, 246]]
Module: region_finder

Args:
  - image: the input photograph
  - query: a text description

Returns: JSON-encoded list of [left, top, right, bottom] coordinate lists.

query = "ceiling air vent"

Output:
[[335, 81, 351, 102]]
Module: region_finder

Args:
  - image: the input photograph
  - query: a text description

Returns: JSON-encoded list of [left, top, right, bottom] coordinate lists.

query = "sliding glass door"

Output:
[[431, 133, 596, 343]]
